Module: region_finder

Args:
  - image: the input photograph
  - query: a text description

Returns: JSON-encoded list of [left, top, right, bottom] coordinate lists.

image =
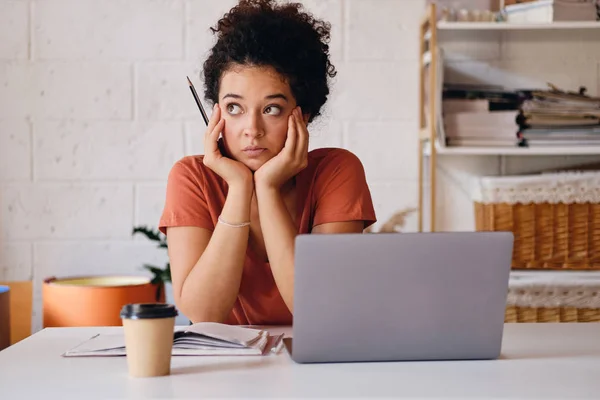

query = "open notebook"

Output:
[[63, 322, 285, 357]]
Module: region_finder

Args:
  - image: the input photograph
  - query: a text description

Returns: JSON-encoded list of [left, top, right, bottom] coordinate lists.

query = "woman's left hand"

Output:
[[254, 106, 309, 189]]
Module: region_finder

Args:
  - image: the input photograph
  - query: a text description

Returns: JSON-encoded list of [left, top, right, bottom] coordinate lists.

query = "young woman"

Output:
[[159, 0, 376, 325]]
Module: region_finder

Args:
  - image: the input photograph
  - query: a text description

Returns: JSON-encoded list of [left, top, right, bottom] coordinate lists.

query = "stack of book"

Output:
[[439, 83, 600, 148], [441, 84, 521, 147], [517, 85, 600, 147]]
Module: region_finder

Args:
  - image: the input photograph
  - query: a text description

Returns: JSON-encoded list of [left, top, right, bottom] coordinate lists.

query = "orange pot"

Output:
[[43, 275, 165, 327]]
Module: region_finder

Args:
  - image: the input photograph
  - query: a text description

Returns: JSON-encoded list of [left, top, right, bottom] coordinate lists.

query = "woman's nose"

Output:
[[243, 111, 264, 138]]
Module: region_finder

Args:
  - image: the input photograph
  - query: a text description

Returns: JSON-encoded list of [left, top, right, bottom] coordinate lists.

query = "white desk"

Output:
[[0, 323, 598, 399]]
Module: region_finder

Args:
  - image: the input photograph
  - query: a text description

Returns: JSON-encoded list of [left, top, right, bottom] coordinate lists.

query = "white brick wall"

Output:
[[345, 121, 418, 182], [0, 1, 29, 61], [0, 120, 31, 181], [0, 62, 133, 119], [34, 0, 185, 60], [136, 62, 202, 120], [0, 243, 32, 281], [2, 183, 134, 240]]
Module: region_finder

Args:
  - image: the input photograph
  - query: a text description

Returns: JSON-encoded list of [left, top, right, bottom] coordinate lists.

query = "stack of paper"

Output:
[[521, 88, 600, 127], [517, 84, 600, 147], [63, 322, 284, 357]]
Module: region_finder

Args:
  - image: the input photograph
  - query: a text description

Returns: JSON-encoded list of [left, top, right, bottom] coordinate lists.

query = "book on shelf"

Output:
[[519, 85, 600, 126], [442, 99, 490, 113], [444, 110, 518, 127], [441, 84, 523, 111], [522, 114, 600, 127], [438, 80, 523, 147], [518, 126, 600, 147], [521, 126, 600, 139], [442, 98, 519, 113], [446, 137, 517, 147], [532, 85, 600, 104], [62, 322, 285, 357], [444, 126, 517, 140], [515, 84, 600, 147], [525, 139, 600, 147], [441, 93, 519, 145], [522, 101, 600, 114]]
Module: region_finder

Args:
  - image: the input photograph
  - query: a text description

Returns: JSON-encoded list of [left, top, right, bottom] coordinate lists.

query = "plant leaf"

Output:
[[133, 226, 170, 284], [142, 264, 162, 272], [132, 226, 163, 242], [161, 263, 172, 282]]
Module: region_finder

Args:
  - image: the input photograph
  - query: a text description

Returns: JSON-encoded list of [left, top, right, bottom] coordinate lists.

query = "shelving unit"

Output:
[[417, 3, 600, 232], [423, 140, 600, 156], [437, 20, 600, 30]]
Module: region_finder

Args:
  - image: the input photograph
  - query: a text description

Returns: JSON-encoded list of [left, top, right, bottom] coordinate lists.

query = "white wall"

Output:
[[0, 0, 426, 331]]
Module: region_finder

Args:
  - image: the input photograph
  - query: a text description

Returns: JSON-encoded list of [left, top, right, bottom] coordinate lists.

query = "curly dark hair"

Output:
[[202, 0, 337, 123]]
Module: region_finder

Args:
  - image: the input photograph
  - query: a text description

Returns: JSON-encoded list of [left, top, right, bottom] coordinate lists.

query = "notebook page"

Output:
[[179, 322, 265, 347]]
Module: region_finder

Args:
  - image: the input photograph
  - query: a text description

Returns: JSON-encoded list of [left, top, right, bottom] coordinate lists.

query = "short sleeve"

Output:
[[158, 159, 214, 235], [312, 149, 377, 229]]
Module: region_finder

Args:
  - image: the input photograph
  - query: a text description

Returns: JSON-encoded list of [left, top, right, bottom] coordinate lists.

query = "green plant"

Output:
[[132, 226, 171, 297]]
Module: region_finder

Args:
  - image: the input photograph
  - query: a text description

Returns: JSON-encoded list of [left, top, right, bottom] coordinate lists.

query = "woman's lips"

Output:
[[242, 147, 266, 157]]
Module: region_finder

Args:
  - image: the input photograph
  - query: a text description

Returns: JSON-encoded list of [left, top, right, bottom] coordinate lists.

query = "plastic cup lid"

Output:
[[120, 303, 178, 319], [0, 286, 9, 294]]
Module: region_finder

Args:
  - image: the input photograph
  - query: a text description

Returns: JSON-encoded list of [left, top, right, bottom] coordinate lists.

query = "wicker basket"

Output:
[[505, 271, 600, 323], [473, 172, 600, 270]]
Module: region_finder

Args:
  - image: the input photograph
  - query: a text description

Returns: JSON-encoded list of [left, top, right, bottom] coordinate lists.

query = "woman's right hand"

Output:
[[203, 104, 253, 189]]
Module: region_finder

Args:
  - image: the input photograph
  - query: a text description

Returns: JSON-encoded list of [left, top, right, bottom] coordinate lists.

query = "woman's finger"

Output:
[[205, 119, 225, 155], [295, 107, 309, 160], [284, 112, 297, 156], [205, 104, 221, 140]]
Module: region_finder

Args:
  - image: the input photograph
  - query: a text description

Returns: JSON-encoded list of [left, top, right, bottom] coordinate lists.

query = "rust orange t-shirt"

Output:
[[158, 147, 377, 325]]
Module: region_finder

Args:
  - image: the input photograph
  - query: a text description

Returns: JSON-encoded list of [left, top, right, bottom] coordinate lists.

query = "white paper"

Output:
[[62, 323, 284, 357]]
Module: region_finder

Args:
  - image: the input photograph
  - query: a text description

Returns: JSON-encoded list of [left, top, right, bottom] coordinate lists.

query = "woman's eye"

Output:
[[264, 105, 282, 116], [226, 104, 242, 115]]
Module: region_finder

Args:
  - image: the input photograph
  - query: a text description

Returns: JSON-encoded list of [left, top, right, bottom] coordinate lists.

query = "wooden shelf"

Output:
[[417, 2, 600, 233], [423, 141, 600, 156], [437, 21, 600, 31]]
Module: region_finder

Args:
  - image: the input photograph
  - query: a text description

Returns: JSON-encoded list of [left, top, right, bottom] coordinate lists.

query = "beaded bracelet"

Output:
[[218, 215, 251, 228]]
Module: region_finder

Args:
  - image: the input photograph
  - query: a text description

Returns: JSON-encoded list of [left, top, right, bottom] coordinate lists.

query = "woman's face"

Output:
[[217, 64, 301, 171]]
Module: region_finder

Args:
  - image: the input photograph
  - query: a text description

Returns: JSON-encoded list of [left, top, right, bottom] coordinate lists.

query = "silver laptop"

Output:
[[290, 231, 513, 363]]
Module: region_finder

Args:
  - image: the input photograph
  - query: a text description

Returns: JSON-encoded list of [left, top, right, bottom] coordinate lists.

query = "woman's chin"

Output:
[[240, 158, 266, 172], [238, 153, 272, 171]]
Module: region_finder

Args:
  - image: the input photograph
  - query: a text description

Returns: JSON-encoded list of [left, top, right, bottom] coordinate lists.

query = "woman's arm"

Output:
[[166, 104, 257, 323], [254, 184, 297, 312], [253, 108, 307, 313], [167, 182, 253, 323], [255, 183, 364, 313]]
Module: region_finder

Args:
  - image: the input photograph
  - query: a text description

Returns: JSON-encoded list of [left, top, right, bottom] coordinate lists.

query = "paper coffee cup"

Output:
[[120, 303, 178, 378]]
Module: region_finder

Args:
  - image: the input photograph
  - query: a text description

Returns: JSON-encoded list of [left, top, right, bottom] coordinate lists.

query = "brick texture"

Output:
[[0, 1, 29, 60], [33, 0, 184, 60]]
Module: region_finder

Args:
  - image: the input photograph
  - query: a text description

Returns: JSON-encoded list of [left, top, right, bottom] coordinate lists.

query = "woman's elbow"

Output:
[[175, 294, 229, 324]]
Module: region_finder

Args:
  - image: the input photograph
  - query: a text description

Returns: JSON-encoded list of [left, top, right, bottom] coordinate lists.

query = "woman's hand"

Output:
[[203, 104, 253, 188], [254, 107, 309, 190]]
